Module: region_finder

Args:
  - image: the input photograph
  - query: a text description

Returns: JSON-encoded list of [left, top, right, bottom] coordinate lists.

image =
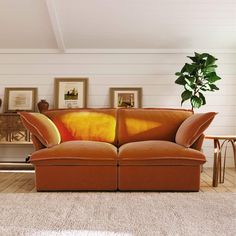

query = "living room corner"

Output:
[[0, 0, 235, 235]]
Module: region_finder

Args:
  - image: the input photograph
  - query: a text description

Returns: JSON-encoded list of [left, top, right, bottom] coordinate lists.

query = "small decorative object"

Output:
[[54, 78, 88, 109], [110, 87, 142, 108], [175, 52, 221, 110], [4, 88, 38, 112], [37, 99, 49, 113]]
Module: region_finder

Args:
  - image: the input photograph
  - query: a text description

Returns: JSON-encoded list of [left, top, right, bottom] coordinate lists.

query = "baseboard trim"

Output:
[[0, 163, 34, 170]]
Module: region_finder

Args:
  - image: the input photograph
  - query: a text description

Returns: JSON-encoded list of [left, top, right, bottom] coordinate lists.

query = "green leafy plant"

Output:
[[175, 52, 221, 110]]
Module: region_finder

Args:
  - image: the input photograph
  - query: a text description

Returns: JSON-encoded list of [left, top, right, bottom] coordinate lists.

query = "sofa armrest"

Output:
[[19, 112, 61, 148], [175, 112, 216, 148], [31, 134, 46, 151], [190, 134, 205, 151]]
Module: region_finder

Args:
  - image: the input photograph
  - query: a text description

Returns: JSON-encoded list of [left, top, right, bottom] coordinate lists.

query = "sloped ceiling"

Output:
[[0, 0, 57, 48], [0, 0, 235, 52]]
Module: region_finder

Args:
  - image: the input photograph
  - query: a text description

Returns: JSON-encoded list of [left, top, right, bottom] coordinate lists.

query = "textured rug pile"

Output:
[[0, 192, 235, 236]]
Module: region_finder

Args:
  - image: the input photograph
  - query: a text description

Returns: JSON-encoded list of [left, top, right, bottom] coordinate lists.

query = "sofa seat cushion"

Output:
[[30, 141, 117, 165], [118, 140, 206, 165]]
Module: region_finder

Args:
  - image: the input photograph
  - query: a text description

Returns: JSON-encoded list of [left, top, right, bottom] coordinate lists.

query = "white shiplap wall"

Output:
[[0, 52, 235, 167]]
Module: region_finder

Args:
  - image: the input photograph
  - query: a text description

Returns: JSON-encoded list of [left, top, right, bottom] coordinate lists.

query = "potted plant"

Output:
[[175, 52, 221, 110]]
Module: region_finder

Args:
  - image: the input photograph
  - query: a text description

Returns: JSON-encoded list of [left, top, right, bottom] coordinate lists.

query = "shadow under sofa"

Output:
[[19, 108, 216, 192]]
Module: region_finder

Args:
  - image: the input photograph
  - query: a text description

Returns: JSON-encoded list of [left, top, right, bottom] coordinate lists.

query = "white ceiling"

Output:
[[0, 0, 57, 49], [0, 0, 235, 52]]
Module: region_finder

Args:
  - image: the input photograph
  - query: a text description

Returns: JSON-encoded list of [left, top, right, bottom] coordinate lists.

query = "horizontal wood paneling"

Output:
[[0, 64, 236, 75], [1, 84, 235, 97], [0, 74, 236, 85], [0, 53, 235, 167], [1, 53, 236, 64]]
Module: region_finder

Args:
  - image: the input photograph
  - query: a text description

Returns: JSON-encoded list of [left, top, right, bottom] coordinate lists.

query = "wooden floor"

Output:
[[0, 168, 235, 193]]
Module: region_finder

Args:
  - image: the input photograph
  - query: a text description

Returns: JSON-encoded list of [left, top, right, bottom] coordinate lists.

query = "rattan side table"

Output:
[[205, 135, 236, 187]]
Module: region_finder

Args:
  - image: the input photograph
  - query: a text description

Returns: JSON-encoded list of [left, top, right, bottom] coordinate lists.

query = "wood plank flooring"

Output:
[[0, 168, 235, 193], [200, 168, 236, 192]]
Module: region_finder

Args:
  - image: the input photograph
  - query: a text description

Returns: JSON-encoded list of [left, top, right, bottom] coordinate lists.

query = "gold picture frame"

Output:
[[110, 87, 142, 108], [54, 78, 88, 109], [4, 87, 38, 112]]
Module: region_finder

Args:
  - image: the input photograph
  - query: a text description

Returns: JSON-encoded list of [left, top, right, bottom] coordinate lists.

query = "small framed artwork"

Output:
[[54, 78, 88, 109], [4, 88, 38, 112], [110, 87, 142, 108]]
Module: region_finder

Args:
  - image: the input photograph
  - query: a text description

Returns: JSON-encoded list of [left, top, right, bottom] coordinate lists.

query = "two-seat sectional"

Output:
[[20, 108, 216, 192]]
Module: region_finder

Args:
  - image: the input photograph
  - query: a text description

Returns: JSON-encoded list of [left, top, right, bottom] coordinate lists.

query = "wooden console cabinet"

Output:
[[0, 113, 31, 143]]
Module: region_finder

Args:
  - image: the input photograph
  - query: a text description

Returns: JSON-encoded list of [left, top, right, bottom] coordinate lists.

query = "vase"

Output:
[[37, 99, 49, 113]]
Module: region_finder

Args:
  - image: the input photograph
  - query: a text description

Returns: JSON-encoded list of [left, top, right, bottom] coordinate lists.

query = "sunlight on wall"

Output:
[[125, 118, 161, 136], [59, 112, 116, 142]]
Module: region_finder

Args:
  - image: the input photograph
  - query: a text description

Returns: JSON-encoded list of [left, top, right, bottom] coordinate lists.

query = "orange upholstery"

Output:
[[118, 140, 205, 191], [117, 108, 192, 145], [31, 135, 45, 151], [176, 112, 217, 147], [19, 112, 61, 148], [44, 109, 117, 144], [119, 140, 206, 165], [35, 166, 117, 191], [20, 108, 213, 191], [191, 134, 205, 151], [119, 166, 201, 191], [31, 140, 118, 191], [30, 140, 117, 165]]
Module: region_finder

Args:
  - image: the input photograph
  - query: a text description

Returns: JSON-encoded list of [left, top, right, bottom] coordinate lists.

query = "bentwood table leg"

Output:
[[233, 141, 236, 170], [218, 141, 222, 183], [221, 140, 228, 183], [208, 136, 236, 187], [221, 139, 236, 183], [213, 139, 219, 187]]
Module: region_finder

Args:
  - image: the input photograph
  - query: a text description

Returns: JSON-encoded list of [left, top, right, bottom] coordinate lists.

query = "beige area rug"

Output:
[[0, 192, 235, 236]]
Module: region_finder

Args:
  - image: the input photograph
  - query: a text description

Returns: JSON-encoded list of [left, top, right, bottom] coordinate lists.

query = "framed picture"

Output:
[[54, 78, 88, 109], [4, 88, 37, 112], [110, 87, 142, 108]]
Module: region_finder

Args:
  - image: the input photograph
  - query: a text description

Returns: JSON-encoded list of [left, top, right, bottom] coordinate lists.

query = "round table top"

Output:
[[205, 135, 236, 140]]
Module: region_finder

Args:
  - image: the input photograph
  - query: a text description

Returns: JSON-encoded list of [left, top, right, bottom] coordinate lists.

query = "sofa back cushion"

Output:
[[117, 108, 193, 145], [44, 109, 117, 144]]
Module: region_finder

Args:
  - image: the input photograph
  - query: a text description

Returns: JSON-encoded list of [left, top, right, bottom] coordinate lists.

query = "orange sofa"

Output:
[[20, 108, 216, 192]]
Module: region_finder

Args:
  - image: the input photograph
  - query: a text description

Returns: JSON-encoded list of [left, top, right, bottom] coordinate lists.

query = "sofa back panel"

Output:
[[44, 109, 117, 144], [118, 108, 193, 145]]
